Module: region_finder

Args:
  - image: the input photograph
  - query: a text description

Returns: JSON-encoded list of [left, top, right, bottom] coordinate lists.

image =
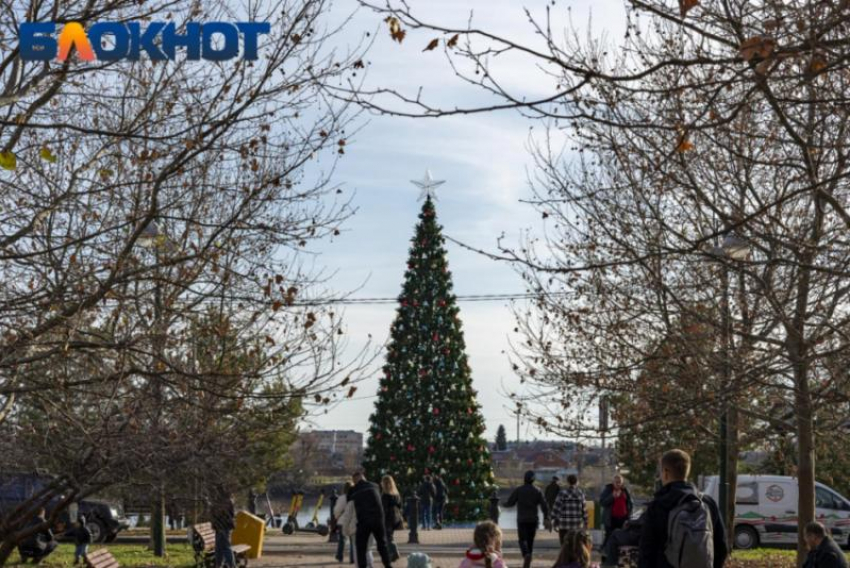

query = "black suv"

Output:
[[0, 473, 130, 543]]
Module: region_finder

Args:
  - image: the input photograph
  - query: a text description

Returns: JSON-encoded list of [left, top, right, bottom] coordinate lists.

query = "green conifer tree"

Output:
[[363, 197, 494, 520]]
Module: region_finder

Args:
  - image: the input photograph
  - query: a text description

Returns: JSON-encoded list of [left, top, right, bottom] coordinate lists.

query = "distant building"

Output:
[[291, 430, 363, 474]]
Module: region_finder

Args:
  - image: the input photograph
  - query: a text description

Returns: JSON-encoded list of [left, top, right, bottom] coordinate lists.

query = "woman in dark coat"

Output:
[[380, 475, 403, 563]]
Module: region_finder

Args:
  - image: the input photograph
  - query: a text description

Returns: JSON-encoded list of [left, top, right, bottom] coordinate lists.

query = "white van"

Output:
[[702, 475, 850, 549]]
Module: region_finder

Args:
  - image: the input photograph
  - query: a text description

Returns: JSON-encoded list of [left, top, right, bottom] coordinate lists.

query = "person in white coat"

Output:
[[334, 482, 374, 567]]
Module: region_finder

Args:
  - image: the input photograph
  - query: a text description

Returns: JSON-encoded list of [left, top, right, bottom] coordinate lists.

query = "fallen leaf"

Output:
[[423, 38, 439, 52], [679, 0, 698, 17], [739, 36, 776, 62]]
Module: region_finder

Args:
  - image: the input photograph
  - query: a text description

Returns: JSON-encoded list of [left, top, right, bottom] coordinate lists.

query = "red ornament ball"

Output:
[[428, 445, 436, 454], [433, 408, 440, 415], [407, 444, 415, 452]]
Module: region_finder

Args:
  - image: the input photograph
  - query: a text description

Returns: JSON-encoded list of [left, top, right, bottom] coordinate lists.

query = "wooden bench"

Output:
[[191, 522, 250, 568], [84, 548, 120, 568]]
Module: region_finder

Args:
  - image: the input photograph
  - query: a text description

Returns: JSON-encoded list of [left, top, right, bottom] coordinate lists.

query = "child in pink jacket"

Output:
[[459, 521, 508, 568]]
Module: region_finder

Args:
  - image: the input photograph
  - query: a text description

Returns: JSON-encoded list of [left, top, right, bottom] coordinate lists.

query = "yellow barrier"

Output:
[[586, 501, 595, 529], [232, 511, 266, 559]]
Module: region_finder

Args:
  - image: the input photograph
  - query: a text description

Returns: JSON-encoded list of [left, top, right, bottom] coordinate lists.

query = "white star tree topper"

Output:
[[411, 169, 445, 201]]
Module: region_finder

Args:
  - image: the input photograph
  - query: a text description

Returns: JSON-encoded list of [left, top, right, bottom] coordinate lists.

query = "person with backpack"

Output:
[[599, 474, 633, 547], [552, 475, 588, 545], [505, 470, 549, 568], [638, 449, 727, 568], [434, 475, 449, 529], [803, 521, 848, 568], [381, 475, 403, 562], [417, 475, 436, 531]]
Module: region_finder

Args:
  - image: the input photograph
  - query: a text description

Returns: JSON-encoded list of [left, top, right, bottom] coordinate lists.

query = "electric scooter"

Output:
[[282, 490, 329, 537]]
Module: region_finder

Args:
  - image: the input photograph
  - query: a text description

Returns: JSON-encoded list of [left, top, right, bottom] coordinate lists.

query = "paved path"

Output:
[[117, 527, 598, 566], [250, 529, 586, 567]]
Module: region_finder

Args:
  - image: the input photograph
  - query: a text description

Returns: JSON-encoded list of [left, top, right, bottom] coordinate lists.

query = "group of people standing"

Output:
[[416, 474, 449, 530]]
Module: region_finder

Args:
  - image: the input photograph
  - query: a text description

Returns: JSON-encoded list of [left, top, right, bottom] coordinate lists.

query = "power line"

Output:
[[292, 291, 573, 306]]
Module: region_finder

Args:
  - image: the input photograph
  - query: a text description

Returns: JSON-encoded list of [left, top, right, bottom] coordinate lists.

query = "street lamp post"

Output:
[[138, 221, 168, 558], [709, 233, 750, 547]]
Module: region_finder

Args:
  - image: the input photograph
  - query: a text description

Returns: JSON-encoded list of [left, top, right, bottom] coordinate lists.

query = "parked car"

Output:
[[703, 474, 850, 550], [0, 472, 130, 543]]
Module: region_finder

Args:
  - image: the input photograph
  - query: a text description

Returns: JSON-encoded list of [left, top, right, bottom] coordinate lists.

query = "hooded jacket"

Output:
[[505, 473, 548, 525], [459, 548, 507, 568], [637, 481, 727, 568]]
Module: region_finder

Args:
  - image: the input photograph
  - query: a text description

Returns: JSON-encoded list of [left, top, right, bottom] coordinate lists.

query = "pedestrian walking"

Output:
[[17, 508, 58, 564], [417, 475, 436, 530], [381, 475, 403, 562], [459, 520, 507, 568], [638, 449, 727, 568], [348, 471, 394, 568], [505, 470, 549, 568], [544, 477, 561, 517], [434, 475, 449, 529], [333, 481, 357, 564], [211, 486, 236, 568], [339, 484, 374, 567], [552, 530, 598, 568], [552, 475, 588, 545], [803, 521, 848, 568], [71, 515, 92, 565], [599, 474, 633, 548]]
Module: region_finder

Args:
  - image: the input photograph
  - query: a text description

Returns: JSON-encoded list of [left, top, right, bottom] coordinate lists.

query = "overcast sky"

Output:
[[305, 0, 626, 442]]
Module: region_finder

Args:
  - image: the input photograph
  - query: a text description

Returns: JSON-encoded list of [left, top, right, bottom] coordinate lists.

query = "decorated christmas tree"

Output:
[[363, 172, 494, 521]]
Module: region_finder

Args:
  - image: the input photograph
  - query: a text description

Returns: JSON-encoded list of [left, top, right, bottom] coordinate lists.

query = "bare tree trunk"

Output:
[[726, 406, 739, 550], [795, 368, 816, 567]]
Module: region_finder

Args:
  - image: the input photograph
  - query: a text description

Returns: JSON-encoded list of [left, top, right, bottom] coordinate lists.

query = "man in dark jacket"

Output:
[[505, 470, 549, 568], [211, 487, 236, 568], [433, 475, 448, 529], [18, 508, 58, 564], [544, 476, 561, 517], [638, 449, 727, 568], [600, 474, 634, 546], [417, 475, 436, 530], [349, 471, 393, 568], [803, 521, 849, 568]]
